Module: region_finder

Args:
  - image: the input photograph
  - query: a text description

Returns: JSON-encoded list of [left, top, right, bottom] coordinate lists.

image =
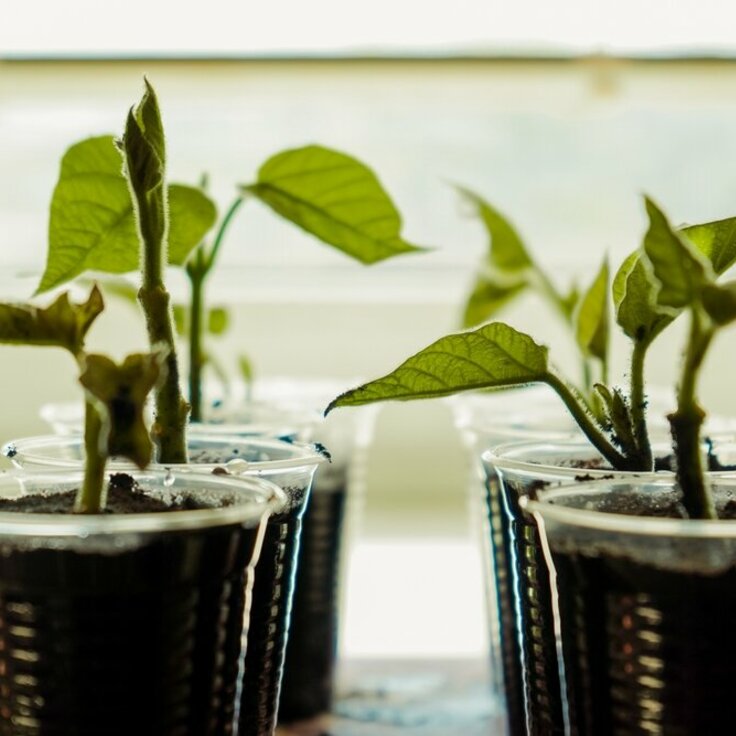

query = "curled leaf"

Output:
[[326, 322, 549, 412], [79, 351, 163, 468], [0, 286, 103, 356], [643, 197, 712, 309], [575, 258, 609, 363], [455, 186, 533, 273], [241, 145, 427, 264]]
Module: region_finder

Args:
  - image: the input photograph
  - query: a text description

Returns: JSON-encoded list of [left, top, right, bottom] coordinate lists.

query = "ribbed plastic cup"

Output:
[[3, 433, 325, 736], [451, 387, 582, 736], [0, 468, 281, 736], [247, 377, 378, 723], [526, 475, 736, 735]]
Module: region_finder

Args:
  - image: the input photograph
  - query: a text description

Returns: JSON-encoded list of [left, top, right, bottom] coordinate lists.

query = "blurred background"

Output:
[[2, 0, 736, 661]]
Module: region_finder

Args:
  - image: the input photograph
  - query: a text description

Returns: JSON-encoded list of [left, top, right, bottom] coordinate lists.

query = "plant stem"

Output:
[[205, 197, 245, 270], [187, 257, 206, 422], [670, 308, 716, 519], [545, 370, 633, 470], [76, 401, 107, 514], [629, 339, 654, 471]]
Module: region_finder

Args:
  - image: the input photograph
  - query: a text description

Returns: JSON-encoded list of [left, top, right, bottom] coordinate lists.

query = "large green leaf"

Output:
[[0, 287, 103, 356], [455, 186, 533, 273], [326, 322, 549, 412], [80, 351, 162, 468], [576, 258, 609, 362], [241, 145, 426, 264], [682, 216, 736, 275], [461, 275, 527, 328], [38, 136, 216, 294], [643, 197, 712, 309]]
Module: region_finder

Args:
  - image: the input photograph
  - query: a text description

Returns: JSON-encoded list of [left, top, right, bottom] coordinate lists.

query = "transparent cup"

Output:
[[0, 467, 281, 735], [3, 432, 325, 736], [525, 476, 736, 735]]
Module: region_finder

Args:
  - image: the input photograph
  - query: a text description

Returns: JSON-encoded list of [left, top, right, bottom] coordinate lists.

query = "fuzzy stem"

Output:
[[76, 401, 107, 514], [629, 339, 654, 471], [545, 370, 632, 470], [187, 257, 206, 422], [670, 309, 716, 519]]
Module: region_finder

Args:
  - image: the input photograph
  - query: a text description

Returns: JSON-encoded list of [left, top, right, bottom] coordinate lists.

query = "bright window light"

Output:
[[4, 0, 736, 56]]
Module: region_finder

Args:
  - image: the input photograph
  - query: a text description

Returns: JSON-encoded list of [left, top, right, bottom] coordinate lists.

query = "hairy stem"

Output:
[[545, 370, 632, 470], [629, 339, 654, 471], [76, 401, 107, 514], [670, 309, 715, 519], [187, 257, 206, 422]]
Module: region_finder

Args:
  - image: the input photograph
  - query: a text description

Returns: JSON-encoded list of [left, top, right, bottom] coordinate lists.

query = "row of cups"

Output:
[[455, 385, 736, 736]]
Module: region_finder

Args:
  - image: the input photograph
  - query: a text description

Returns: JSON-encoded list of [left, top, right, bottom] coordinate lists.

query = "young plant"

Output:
[[38, 82, 427, 426], [181, 144, 428, 420], [0, 287, 160, 512], [327, 196, 736, 518], [456, 188, 606, 399], [37, 81, 218, 463]]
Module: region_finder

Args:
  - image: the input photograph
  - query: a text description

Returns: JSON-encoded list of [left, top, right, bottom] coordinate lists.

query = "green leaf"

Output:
[[461, 275, 527, 328], [575, 258, 609, 362], [456, 186, 533, 273], [0, 286, 103, 356], [326, 322, 549, 412], [80, 351, 162, 468], [207, 307, 229, 335], [238, 354, 254, 384], [39, 135, 217, 293], [702, 280, 736, 325], [643, 197, 712, 309], [560, 284, 580, 321], [682, 216, 736, 275], [172, 304, 187, 336], [612, 251, 671, 343], [241, 145, 427, 264]]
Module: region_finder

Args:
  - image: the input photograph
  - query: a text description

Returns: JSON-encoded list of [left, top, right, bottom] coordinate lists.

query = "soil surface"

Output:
[[0, 473, 221, 514]]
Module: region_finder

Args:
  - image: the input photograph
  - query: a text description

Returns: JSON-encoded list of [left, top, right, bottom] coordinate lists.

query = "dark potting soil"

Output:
[[0, 475, 261, 736], [0, 473, 221, 514], [553, 537, 736, 735], [278, 483, 348, 723]]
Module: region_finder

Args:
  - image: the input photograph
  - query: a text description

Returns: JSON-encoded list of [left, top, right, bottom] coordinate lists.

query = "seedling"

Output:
[[39, 82, 427, 426], [0, 287, 161, 512], [328, 196, 736, 519], [456, 188, 604, 399]]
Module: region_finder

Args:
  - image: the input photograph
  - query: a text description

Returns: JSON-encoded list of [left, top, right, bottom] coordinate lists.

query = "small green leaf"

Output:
[[326, 322, 549, 412], [560, 284, 580, 321], [207, 307, 229, 335], [461, 275, 527, 328], [80, 351, 162, 468], [39, 135, 217, 293], [238, 354, 254, 384], [643, 197, 712, 309], [612, 251, 670, 343], [682, 216, 736, 275], [702, 280, 736, 325], [456, 186, 533, 273], [172, 304, 188, 336], [575, 258, 609, 362], [241, 145, 426, 264], [0, 286, 103, 356]]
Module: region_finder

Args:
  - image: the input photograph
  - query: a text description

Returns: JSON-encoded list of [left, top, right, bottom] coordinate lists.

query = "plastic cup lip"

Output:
[[487, 437, 736, 481], [0, 468, 285, 538], [3, 433, 328, 475], [522, 477, 736, 539]]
